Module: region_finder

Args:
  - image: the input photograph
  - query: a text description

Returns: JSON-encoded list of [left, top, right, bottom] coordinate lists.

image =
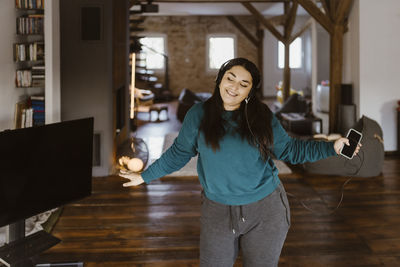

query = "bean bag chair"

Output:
[[303, 116, 384, 177]]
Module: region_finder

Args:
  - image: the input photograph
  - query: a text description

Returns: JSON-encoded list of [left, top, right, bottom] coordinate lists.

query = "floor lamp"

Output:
[[116, 53, 149, 173]]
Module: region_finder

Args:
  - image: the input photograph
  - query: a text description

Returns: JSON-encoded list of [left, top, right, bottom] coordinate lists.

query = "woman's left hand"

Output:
[[334, 137, 362, 156]]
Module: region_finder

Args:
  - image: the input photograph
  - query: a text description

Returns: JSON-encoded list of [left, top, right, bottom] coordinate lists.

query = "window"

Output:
[[139, 36, 166, 69], [207, 35, 236, 70], [278, 37, 302, 69]]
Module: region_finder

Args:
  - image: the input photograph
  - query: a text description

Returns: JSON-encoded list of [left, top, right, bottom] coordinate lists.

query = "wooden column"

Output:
[[257, 22, 264, 97], [282, 43, 291, 101], [295, 0, 353, 133], [329, 23, 344, 132], [282, 1, 298, 101], [113, 0, 129, 163]]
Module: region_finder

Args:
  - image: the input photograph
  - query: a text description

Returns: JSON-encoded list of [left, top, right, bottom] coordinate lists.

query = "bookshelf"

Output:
[[14, 0, 45, 128]]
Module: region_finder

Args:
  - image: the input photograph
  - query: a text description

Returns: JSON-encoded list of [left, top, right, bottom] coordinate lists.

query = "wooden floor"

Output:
[[38, 101, 400, 266]]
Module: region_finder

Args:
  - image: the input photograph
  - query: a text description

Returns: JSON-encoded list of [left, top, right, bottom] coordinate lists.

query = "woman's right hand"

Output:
[[119, 170, 145, 187]]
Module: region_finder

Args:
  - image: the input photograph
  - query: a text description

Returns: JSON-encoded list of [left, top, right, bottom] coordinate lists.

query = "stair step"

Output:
[[129, 18, 145, 23], [135, 73, 154, 79], [136, 63, 147, 68], [136, 69, 155, 75], [129, 21, 144, 26], [129, 10, 142, 15], [137, 75, 158, 82], [153, 83, 163, 89], [130, 33, 145, 38], [130, 27, 145, 32]]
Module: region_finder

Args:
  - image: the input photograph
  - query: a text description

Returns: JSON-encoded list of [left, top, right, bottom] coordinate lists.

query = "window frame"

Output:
[[206, 34, 237, 73], [277, 37, 303, 70], [139, 33, 167, 72]]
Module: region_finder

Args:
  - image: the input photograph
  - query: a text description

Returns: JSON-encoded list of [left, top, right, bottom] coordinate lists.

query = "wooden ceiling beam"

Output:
[[335, 0, 352, 24], [268, 14, 287, 26], [242, 2, 285, 43], [320, 0, 330, 19], [131, 0, 291, 7], [329, 0, 337, 21], [288, 17, 312, 44], [284, 2, 298, 42], [226, 16, 259, 47], [135, 0, 290, 2], [295, 0, 332, 34]]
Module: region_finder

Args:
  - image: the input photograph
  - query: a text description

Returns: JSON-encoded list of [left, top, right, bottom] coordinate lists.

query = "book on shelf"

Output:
[[14, 42, 44, 62], [16, 14, 44, 35], [32, 65, 45, 69], [25, 108, 33, 127], [31, 95, 45, 126], [28, 94, 44, 103], [31, 78, 45, 88], [16, 0, 44, 9], [14, 100, 28, 129], [30, 101, 45, 112], [32, 65, 45, 75], [35, 42, 44, 60], [30, 94, 45, 101], [31, 99, 44, 105], [14, 95, 45, 128], [15, 67, 45, 88], [15, 69, 32, 87], [20, 109, 26, 128], [16, 107, 33, 128]]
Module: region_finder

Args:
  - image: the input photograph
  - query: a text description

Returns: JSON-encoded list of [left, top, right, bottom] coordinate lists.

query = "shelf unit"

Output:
[[14, 0, 45, 129]]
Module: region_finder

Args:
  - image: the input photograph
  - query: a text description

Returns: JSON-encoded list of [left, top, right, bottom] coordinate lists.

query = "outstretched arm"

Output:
[[272, 116, 363, 164], [119, 103, 203, 186]]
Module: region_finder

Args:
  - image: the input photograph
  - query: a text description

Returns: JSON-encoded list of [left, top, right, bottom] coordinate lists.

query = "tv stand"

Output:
[[0, 221, 60, 267]]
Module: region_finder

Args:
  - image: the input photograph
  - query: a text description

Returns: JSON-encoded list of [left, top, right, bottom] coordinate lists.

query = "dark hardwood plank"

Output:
[[36, 102, 400, 266]]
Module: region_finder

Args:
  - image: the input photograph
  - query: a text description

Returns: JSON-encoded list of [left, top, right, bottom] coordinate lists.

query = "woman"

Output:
[[119, 58, 359, 266]]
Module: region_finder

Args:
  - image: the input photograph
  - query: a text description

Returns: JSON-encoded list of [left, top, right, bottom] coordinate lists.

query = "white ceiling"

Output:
[[131, 3, 310, 16]]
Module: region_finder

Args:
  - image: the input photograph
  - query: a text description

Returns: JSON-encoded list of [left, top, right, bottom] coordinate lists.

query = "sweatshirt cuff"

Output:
[[328, 141, 338, 157], [141, 169, 156, 184]]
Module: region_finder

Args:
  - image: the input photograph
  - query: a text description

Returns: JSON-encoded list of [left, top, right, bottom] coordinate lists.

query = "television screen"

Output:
[[0, 118, 94, 228]]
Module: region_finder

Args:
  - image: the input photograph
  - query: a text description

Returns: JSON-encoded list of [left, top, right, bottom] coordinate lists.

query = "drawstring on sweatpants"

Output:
[[229, 206, 235, 234], [229, 205, 246, 234], [240, 206, 245, 222]]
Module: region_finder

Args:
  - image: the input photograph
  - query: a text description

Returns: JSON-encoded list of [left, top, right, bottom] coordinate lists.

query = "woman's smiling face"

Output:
[[219, 65, 253, 111]]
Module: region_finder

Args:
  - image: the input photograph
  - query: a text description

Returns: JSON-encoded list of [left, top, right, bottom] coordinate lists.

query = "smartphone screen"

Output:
[[340, 129, 362, 159]]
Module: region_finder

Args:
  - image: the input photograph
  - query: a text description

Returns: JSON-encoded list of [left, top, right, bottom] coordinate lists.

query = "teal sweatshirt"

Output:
[[141, 103, 337, 205]]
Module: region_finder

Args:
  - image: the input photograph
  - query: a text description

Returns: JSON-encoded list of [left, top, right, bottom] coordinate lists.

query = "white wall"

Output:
[[343, 0, 360, 118], [45, 0, 61, 124], [0, 1, 28, 131], [60, 0, 114, 176], [311, 19, 329, 134], [316, 24, 330, 83], [344, 0, 400, 151], [263, 16, 313, 97]]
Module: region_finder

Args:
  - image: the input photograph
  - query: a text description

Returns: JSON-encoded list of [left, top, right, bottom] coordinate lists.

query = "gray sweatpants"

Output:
[[200, 183, 291, 267]]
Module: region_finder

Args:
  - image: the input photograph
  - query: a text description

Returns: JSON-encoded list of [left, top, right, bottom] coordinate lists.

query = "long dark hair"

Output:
[[200, 58, 273, 161]]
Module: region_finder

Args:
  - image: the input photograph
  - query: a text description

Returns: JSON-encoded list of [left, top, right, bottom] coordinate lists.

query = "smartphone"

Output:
[[340, 128, 362, 159]]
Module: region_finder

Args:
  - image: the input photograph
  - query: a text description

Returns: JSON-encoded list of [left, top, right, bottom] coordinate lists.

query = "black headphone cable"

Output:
[[244, 101, 364, 215]]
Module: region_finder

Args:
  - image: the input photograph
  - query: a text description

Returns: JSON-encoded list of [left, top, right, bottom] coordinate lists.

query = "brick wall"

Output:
[[139, 16, 259, 97]]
